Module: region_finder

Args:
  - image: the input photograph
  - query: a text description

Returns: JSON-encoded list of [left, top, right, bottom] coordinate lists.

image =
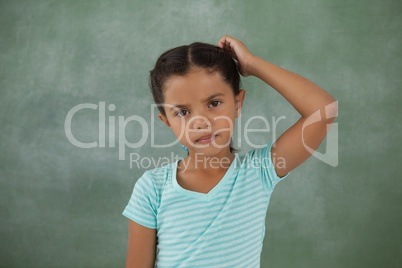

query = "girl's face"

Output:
[[158, 68, 245, 157]]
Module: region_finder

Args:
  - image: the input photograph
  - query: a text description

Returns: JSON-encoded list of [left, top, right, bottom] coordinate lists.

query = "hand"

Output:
[[218, 35, 256, 77]]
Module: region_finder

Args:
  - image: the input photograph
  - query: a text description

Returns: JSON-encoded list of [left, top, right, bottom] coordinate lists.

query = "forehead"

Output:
[[163, 69, 233, 104]]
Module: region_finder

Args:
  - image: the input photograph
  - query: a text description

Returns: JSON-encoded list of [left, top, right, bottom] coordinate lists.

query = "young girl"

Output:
[[123, 35, 337, 267]]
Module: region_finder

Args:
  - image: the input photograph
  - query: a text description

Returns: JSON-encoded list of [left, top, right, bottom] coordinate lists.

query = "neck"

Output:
[[179, 147, 235, 173]]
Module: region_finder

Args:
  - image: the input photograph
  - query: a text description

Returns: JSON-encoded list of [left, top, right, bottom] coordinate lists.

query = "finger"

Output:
[[217, 36, 227, 48], [218, 35, 234, 48], [218, 40, 223, 48]]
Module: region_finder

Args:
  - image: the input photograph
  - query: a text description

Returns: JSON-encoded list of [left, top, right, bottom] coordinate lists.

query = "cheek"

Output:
[[214, 114, 235, 133], [170, 118, 187, 136]]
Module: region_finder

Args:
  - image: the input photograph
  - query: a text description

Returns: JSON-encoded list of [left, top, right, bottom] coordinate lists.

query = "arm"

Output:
[[126, 220, 157, 268], [218, 35, 338, 177]]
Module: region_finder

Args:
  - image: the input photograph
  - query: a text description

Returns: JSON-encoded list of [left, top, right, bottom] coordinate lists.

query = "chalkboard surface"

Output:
[[1, 1, 401, 267]]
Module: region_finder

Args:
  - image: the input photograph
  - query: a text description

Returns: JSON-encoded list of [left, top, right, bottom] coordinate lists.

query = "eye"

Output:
[[175, 109, 189, 117], [209, 100, 221, 108]]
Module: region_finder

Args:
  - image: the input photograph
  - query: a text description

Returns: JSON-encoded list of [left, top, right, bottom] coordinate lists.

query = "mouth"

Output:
[[196, 134, 217, 144]]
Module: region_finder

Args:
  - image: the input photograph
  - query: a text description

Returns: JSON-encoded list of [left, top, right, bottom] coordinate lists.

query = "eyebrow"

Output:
[[169, 93, 225, 112]]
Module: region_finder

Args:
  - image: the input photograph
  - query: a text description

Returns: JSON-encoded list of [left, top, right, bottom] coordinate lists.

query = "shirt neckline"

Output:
[[171, 154, 238, 202]]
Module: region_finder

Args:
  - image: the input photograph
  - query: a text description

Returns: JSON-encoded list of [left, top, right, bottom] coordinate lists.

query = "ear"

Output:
[[235, 89, 245, 118], [158, 113, 171, 128]]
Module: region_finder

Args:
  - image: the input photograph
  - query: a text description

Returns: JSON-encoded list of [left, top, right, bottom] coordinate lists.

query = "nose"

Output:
[[191, 115, 211, 130]]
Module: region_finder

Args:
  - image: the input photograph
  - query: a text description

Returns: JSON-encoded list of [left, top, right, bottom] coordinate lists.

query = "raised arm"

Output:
[[218, 35, 338, 177]]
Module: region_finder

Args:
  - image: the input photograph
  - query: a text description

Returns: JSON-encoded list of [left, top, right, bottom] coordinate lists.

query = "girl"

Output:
[[123, 35, 337, 267]]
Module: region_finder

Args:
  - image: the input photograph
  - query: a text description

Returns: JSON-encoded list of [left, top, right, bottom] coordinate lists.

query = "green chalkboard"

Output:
[[1, 0, 401, 267]]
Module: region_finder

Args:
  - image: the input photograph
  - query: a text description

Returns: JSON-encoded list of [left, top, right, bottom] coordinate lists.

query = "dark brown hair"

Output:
[[149, 42, 241, 154]]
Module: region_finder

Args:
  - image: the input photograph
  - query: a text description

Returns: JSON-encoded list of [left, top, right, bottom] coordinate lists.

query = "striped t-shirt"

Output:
[[123, 140, 290, 267]]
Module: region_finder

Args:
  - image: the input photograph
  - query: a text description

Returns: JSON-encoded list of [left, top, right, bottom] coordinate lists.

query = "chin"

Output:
[[192, 144, 229, 156]]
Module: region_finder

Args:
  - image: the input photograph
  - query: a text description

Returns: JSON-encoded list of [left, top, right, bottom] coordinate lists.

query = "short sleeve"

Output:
[[246, 140, 290, 193], [122, 172, 157, 229]]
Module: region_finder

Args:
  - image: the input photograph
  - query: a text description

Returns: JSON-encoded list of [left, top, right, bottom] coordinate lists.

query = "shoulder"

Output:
[[137, 161, 175, 192], [144, 161, 174, 180], [235, 140, 288, 187]]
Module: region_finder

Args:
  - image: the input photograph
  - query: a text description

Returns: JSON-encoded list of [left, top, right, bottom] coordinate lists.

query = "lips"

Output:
[[196, 134, 215, 141], [196, 134, 216, 143]]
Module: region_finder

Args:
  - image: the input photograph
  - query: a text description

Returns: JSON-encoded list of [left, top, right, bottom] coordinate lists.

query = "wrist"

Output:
[[245, 55, 261, 77]]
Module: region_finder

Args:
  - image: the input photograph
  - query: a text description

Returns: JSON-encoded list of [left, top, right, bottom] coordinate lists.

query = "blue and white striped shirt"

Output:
[[123, 141, 290, 267]]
